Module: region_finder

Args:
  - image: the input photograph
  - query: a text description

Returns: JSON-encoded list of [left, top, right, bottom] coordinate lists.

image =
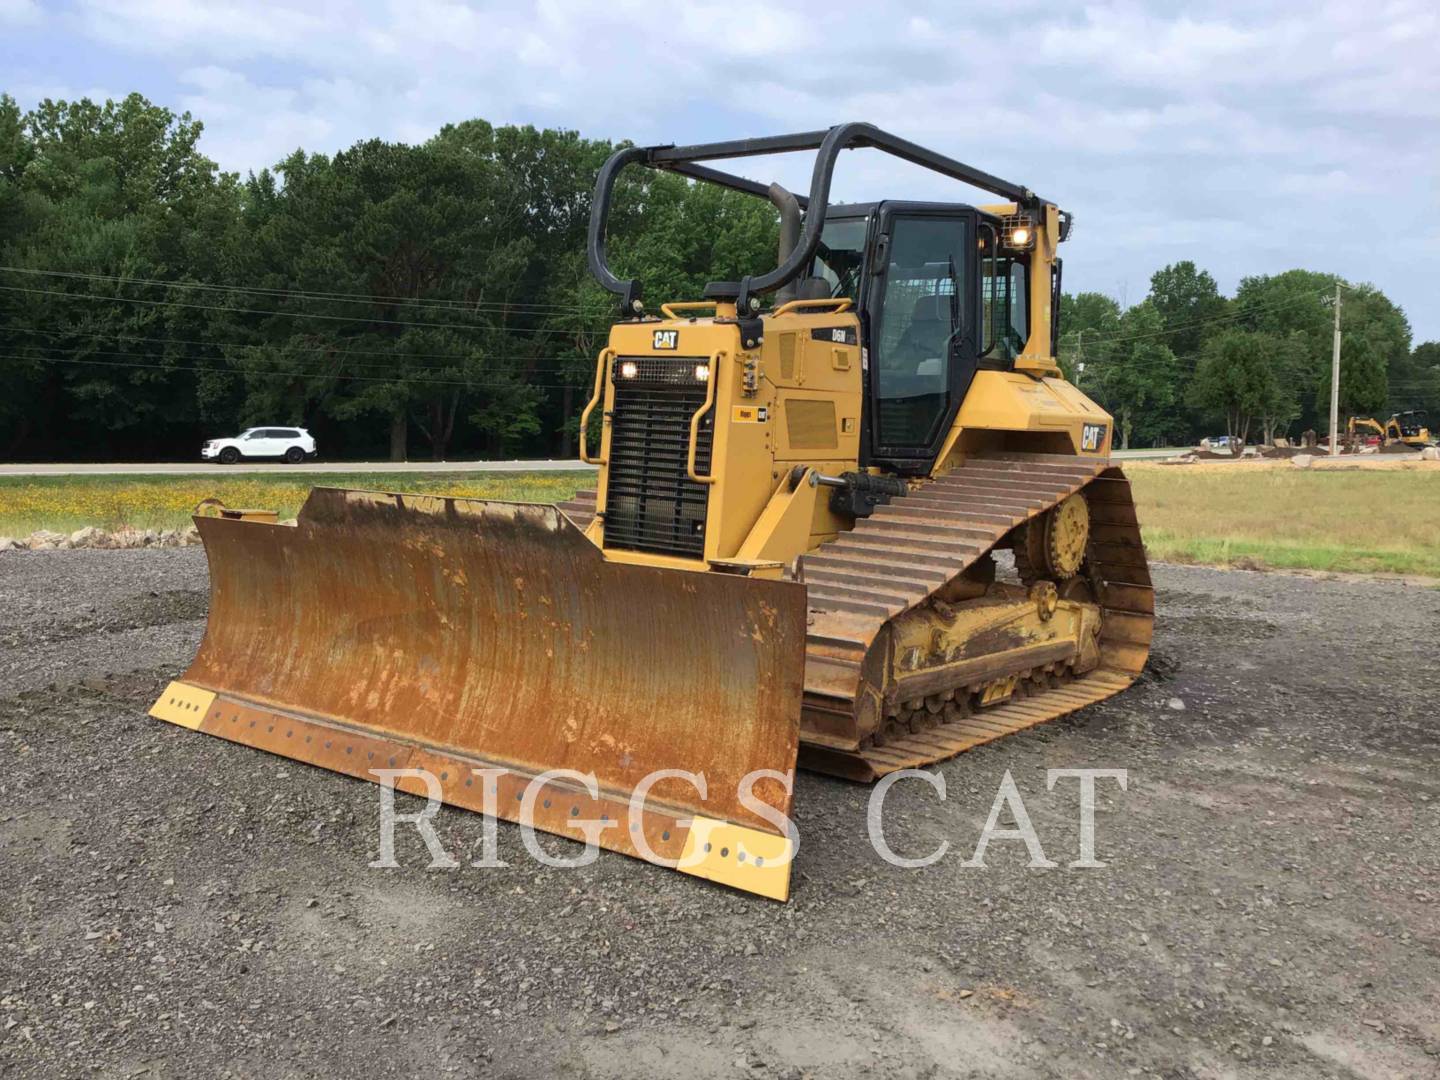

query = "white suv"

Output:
[[203, 427, 317, 464]]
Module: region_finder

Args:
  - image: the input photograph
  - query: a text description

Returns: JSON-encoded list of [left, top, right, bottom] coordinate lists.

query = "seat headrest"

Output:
[[910, 293, 951, 322], [795, 277, 833, 301]]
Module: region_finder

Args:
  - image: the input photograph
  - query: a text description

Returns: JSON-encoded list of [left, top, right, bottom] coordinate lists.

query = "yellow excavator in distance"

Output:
[[151, 124, 1153, 900], [1385, 410, 1432, 448], [1347, 410, 1434, 450]]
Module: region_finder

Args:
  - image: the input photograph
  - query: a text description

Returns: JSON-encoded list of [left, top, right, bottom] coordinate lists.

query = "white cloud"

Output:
[[0, 0, 42, 26], [176, 66, 333, 169], [4, 0, 1437, 337], [75, 0, 329, 60]]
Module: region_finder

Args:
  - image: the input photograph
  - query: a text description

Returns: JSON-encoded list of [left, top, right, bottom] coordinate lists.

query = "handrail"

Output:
[[686, 351, 724, 485], [978, 222, 999, 359], [579, 347, 615, 465], [770, 297, 854, 318], [659, 300, 720, 319]]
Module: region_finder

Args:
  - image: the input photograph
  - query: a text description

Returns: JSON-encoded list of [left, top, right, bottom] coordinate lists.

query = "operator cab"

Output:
[[586, 123, 1071, 477], [807, 203, 1055, 474], [1395, 410, 1429, 438]]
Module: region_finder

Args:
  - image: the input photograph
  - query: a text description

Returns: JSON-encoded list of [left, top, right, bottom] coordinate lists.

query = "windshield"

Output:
[[810, 218, 867, 300]]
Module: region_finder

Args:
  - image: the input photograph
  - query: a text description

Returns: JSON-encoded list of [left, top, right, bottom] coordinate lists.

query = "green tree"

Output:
[[1189, 330, 1289, 451], [227, 135, 536, 461], [1387, 340, 1440, 417], [1235, 271, 1409, 432], [1258, 332, 1308, 445], [0, 93, 41, 456], [0, 92, 243, 459], [2, 88, 1429, 465], [1085, 302, 1181, 449], [1147, 261, 1228, 357], [1056, 291, 1120, 387]]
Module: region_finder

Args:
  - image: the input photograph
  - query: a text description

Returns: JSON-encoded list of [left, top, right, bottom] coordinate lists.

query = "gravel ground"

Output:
[[1, 549, 1437, 1079]]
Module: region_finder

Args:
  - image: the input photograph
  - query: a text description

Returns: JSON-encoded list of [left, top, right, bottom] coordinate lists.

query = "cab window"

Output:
[[980, 244, 1028, 362], [872, 216, 970, 449], [810, 218, 866, 301]]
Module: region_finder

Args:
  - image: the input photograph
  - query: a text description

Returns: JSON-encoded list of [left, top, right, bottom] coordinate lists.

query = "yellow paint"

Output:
[[933, 372, 1112, 473], [194, 499, 279, 523], [149, 681, 215, 730], [734, 472, 821, 564], [678, 816, 794, 901], [587, 201, 1112, 568], [981, 677, 1018, 705], [771, 296, 853, 318]]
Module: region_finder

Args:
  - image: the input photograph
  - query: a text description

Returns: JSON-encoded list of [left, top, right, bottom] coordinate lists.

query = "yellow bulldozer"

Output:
[[151, 124, 1153, 900]]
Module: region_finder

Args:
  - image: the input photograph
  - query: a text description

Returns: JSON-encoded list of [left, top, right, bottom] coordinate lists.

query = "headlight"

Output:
[[1002, 214, 1037, 251], [619, 360, 638, 379], [694, 363, 710, 382]]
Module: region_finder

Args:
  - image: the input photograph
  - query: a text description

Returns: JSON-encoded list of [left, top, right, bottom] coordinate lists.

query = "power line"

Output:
[[4, 329, 601, 374], [1079, 341, 1433, 383], [1, 353, 587, 391], [1070, 288, 1334, 348], [21, 343, 1426, 401], [0, 283, 608, 334], [0, 265, 604, 317]]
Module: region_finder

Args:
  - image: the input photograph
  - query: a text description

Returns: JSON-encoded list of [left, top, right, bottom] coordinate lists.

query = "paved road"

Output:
[[0, 458, 596, 476], [6, 451, 1176, 476], [1111, 448, 1180, 460]]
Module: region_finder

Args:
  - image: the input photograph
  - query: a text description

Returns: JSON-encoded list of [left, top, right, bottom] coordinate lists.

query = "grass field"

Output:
[[0, 471, 594, 537], [2, 462, 1437, 579], [1123, 461, 1440, 578]]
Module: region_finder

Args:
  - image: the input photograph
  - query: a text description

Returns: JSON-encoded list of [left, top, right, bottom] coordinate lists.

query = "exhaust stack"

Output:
[[768, 182, 802, 306]]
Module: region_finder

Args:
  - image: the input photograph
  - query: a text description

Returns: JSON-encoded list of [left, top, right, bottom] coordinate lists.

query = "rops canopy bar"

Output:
[[586, 121, 1042, 315]]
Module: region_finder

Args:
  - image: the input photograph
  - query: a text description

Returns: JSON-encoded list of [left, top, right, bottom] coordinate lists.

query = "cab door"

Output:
[[862, 206, 979, 474]]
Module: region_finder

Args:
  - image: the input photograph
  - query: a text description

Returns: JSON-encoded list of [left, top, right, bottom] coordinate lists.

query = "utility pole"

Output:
[[1328, 282, 1342, 456]]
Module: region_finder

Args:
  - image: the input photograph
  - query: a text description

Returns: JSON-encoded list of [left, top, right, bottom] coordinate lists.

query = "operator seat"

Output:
[[889, 292, 951, 375]]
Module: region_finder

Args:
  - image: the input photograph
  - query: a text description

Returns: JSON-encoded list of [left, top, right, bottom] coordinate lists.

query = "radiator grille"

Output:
[[603, 356, 713, 558]]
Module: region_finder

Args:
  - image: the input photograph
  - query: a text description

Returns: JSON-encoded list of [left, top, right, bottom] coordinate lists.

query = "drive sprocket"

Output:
[[1015, 492, 1090, 582]]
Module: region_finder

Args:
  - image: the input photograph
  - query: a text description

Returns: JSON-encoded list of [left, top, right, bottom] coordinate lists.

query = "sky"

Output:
[[2, 0, 1437, 343]]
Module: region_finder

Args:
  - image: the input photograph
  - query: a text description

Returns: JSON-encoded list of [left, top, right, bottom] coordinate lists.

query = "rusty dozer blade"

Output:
[[151, 488, 807, 900]]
